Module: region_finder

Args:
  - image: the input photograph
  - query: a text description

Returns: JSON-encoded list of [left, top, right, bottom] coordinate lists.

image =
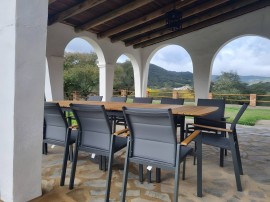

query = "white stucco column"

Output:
[[46, 56, 64, 100], [99, 64, 115, 101], [0, 1, 47, 201], [192, 55, 213, 101]]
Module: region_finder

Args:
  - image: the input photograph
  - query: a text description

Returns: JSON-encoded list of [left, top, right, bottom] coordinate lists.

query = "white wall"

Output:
[[0, 0, 48, 201]]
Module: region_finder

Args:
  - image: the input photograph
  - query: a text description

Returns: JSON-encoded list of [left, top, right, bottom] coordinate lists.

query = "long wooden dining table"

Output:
[[57, 100, 218, 141]]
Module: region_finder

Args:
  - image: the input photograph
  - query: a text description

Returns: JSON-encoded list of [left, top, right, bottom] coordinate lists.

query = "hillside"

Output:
[[148, 64, 193, 88], [212, 75, 270, 84]]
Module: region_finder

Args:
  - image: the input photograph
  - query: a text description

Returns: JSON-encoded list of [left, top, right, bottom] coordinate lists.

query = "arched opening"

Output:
[[64, 37, 101, 100], [114, 54, 134, 98], [147, 44, 193, 101], [211, 35, 270, 106]]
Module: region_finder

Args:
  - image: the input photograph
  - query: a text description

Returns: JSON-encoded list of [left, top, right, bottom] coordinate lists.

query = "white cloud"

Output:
[[212, 36, 270, 76], [150, 45, 193, 72]]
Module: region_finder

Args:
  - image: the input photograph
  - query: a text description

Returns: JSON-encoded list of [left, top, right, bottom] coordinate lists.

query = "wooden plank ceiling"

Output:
[[48, 0, 270, 49]]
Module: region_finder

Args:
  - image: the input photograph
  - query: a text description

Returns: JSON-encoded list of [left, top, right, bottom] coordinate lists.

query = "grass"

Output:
[[225, 106, 270, 126]]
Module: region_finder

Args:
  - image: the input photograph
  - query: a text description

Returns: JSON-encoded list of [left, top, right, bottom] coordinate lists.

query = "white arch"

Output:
[[115, 53, 142, 96], [142, 44, 193, 96]]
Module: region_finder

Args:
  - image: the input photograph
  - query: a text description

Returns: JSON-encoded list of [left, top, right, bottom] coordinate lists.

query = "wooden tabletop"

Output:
[[57, 100, 218, 117]]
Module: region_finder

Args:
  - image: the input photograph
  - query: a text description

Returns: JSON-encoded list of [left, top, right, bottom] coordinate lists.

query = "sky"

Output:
[[65, 36, 270, 77]]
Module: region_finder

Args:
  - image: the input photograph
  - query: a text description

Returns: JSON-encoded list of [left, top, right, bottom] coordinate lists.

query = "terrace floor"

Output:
[[31, 123, 270, 202]]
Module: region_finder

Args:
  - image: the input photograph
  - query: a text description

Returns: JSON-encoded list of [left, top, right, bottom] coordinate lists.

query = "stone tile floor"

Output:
[[31, 124, 270, 202]]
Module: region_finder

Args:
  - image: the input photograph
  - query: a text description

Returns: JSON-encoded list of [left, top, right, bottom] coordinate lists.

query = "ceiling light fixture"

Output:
[[166, 2, 182, 31]]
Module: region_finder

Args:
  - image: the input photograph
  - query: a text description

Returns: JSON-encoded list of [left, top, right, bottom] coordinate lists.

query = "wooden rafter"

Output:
[[49, 0, 57, 5], [48, 0, 106, 26], [97, 0, 197, 39], [111, 0, 232, 43], [134, 0, 270, 48], [75, 0, 153, 32]]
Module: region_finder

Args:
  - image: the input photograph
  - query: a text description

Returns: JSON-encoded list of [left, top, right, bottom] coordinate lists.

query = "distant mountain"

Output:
[[212, 75, 270, 84], [148, 64, 270, 89], [148, 64, 193, 88]]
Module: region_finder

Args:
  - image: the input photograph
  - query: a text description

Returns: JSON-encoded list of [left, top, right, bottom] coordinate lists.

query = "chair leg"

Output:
[[68, 145, 74, 162], [174, 145, 181, 202], [69, 141, 79, 190], [229, 133, 242, 191], [60, 141, 71, 186], [139, 164, 143, 183], [156, 168, 161, 183], [182, 159, 186, 180], [219, 148, 224, 167], [103, 156, 107, 171], [99, 155, 103, 170], [147, 170, 151, 183], [43, 143, 48, 155], [193, 142, 197, 165], [121, 139, 130, 202], [196, 134, 203, 197], [105, 135, 115, 202], [234, 131, 243, 175]]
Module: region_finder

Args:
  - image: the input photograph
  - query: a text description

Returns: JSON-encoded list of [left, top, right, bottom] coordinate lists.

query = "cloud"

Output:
[[150, 45, 193, 72], [212, 36, 270, 76]]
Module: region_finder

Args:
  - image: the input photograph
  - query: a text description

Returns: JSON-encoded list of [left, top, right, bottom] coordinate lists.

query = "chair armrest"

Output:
[[69, 125, 78, 130], [114, 128, 129, 136], [192, 124, 232, 133], [181, 130, 201, 146]]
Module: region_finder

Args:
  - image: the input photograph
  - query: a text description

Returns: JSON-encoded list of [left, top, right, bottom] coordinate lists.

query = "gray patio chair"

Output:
[[108, 96, 127, 132], [186, 99, 226, 166], [87, 95, 103, 101], [43, 102, 77, 159], [120, 107, 202, 202], [161, 97, 185, 138], [192, 103, 248, 191], [133, 97, 153, 103], [60, 104, 127, 195]]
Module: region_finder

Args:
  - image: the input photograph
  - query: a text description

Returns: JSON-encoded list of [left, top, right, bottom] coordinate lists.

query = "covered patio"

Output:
[[33, 123, 270, 202], [0, 1, 270, 201]]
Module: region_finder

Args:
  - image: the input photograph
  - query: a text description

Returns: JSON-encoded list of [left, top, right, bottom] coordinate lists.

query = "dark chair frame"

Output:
[[186, 99, 226, 166], [60, 104, 127, 201], [43, 102, 76, 159], [120, 107, 203, 202], [193, 103, 248, 191]]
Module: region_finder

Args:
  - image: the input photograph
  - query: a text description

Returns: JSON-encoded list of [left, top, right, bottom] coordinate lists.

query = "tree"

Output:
[[63, 52, 99, 98], [212, 71, 248, 94], [113, 61, 134, 91]]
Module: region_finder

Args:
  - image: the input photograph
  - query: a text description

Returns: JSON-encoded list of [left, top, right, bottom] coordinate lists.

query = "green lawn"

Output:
[[225, 106, 270, 126]]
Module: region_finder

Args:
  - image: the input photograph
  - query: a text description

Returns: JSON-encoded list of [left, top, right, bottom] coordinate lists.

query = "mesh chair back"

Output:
[[133, 97, 153, 103], [230, 104, 248, 130], [44, 102, 68, 141], [87, 95, 103, 101], [110, 96, 127, 102], [123, 107, 177, 166], [70, 104, 111, 151], [161, 97, 184, 105], [196, 99, 226, 128]]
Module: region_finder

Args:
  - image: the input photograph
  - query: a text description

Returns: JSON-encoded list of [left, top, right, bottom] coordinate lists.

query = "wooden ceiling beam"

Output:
[[134, 0, 270, 48], [126, 0, 257, 46], [111, 0, 231, 43], [48, 0, 106, 26], [75, 0, 153, 32], [49, 0, 57, 5], [97, 0, 197, 39]]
